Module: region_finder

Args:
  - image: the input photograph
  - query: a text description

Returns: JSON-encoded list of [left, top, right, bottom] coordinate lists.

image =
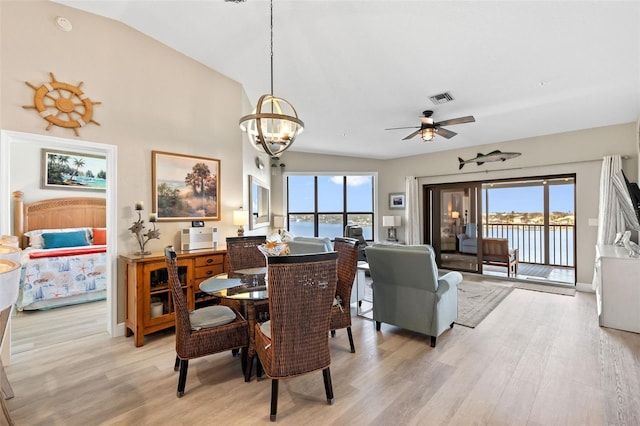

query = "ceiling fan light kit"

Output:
[[239, 0, 303, 158], [385, 109, 475, 142]]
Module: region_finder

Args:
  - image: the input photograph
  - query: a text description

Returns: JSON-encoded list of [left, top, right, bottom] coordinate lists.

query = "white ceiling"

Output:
[[54, 0, 640, 160]]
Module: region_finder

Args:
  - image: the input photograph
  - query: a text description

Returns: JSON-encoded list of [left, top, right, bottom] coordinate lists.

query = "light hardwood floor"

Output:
[[5, 290, 640, 425]]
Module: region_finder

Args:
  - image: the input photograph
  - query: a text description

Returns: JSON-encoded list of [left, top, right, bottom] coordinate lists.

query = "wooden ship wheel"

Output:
[[23, 72, 101, 136]]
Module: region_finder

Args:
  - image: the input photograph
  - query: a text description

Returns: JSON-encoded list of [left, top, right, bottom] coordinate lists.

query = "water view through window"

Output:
[[483, 177, 575, 266], [287, 175, 374, 240]]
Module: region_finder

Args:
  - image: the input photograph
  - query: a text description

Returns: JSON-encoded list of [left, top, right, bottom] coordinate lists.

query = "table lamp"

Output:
[[233, 209, 249, 236], [382, 215, 402, 242], [273, 216, 285, 235]]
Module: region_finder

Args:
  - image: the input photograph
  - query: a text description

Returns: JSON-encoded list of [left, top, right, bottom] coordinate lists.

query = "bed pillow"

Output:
[[25, 227, 92, 249], [41, 230, 90, 249], [92, 228, 107, 245]]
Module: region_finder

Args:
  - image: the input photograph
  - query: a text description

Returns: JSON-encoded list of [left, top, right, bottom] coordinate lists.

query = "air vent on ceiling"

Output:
[[429, 92, 454, 105]]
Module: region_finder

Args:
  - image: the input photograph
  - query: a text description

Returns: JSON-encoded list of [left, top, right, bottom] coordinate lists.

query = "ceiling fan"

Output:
[[385, 110, 475, 141]]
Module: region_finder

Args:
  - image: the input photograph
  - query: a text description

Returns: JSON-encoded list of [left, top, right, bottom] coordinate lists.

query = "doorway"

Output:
[[0, 130, 118, 359], [424, 182, 481, 272]]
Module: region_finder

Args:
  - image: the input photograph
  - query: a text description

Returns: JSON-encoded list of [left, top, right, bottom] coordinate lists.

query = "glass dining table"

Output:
[[199, 267, 268, 382]]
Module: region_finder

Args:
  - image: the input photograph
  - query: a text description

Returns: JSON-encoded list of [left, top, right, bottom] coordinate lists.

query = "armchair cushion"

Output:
[[189, 305, 237, 331]]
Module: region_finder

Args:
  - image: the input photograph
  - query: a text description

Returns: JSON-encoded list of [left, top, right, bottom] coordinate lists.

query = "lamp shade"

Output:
[[0, 235, 18, 247], [0, 246, 21, 263], [273, 216, 285, 228], [233, 210, 249, 226], [0, 260, 20, 311], [382, 216, 402, 227]]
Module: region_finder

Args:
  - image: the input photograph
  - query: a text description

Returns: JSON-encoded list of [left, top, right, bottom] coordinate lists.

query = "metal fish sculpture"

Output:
[[458, 150, 521, 169]]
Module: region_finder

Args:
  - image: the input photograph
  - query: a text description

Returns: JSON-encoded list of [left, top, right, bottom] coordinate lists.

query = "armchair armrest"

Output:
[[456, 233, 468, 241], [436, 271, 463, 298]]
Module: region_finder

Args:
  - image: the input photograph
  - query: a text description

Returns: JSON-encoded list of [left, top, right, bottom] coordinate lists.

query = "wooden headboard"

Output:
[[13, 191, 106, 249]]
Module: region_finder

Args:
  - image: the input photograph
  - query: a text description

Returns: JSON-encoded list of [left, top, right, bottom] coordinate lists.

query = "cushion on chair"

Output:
[[189, 305, 237, 330], [259, 320, 271, 339]]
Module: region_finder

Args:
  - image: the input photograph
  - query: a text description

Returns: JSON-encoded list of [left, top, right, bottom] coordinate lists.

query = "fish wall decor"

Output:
[[458, 150, 521, 169]]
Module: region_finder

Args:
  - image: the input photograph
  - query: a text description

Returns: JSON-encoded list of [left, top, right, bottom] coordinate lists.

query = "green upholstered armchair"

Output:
[[364, 244, 462, 347]]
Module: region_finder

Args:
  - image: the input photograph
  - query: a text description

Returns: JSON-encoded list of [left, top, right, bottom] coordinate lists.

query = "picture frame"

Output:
[[389, 192, 406, 209], [152, 151, 221, 221], [41, 149, 107, 192]]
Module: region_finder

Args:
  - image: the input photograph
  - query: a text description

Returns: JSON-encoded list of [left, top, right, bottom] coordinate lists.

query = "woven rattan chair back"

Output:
[[165, 246, 191, 347], [330, 237, 359, 352], [226, 235, 267, 271], [266, 252, 338, 377]]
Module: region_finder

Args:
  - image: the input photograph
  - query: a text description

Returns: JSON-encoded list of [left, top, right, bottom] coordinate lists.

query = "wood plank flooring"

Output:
[[5, 289, 640, 425]]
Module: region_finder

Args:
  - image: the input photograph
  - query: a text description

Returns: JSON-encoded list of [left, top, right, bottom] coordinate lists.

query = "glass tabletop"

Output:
[[199, 268, 268, 300]]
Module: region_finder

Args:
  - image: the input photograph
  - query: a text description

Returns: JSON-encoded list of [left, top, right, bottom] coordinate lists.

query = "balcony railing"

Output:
[[484, 223, 574, 267]]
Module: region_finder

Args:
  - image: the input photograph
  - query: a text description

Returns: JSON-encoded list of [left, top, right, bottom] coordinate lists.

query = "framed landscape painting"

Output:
[[389, 192, 406, 209], [41, 149, 107, 192], [152, 151, 221, 221]]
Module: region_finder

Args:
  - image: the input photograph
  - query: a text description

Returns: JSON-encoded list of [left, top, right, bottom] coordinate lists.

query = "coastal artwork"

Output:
[[152, 151, 220, 221], [41, 149, 107, 191]]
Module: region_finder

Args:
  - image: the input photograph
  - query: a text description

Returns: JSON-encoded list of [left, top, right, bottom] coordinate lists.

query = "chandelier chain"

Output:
[[270, 0, 274, 96]]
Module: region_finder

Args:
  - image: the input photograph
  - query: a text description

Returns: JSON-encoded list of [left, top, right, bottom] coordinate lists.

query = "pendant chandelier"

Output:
[[239, 0, 304, 158]]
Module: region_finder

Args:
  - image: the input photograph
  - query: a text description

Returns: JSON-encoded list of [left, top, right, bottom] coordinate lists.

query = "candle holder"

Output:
[[129, 208, 160, 255]]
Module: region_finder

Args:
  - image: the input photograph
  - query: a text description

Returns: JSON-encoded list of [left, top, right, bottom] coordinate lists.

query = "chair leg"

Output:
[[347, 327, 355, 353], [174, 355, 180, 372], [177, 359, 189, 398], [256, 357, 263, 380], [322, 367, 334, 405], [330, 330, 336, 337], [430, 336, 437, 348], [270, 379, 279, 422], [375, 321, 381, 331], [231, 348, 240, 357], [245, 355, 255, 382], [240, 347, 248, 375]]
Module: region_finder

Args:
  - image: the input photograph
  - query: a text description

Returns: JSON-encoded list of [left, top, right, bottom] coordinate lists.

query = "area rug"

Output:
[[455, 280, 514, 328]]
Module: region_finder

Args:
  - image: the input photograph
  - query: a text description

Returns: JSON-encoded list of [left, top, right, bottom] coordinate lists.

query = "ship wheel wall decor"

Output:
[[23, 72, 101, 136]]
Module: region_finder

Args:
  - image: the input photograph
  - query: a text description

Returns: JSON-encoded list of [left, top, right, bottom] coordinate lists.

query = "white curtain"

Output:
[[595, 155, 626, 247], [404, 176, 421, 245], [592, 155, 627, 289]]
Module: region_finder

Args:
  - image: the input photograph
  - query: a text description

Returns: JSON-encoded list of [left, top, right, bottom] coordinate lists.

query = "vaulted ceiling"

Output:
[[54, 1, 640, 159]]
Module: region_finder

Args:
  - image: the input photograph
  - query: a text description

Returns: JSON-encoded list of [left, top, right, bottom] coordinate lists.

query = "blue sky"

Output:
[[487, 184, 574, 213]]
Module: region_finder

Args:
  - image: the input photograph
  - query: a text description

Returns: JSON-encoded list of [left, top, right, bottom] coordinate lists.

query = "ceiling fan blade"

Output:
[[435, 116, 475, 127], [385, 126, 420, 131], [435, 127, 457, 139], [402, 129, 422, 140]]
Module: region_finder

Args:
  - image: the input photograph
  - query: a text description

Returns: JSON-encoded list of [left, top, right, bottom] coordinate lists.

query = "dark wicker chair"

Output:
[[255, 252, 339, 422], [164, 246, 248, 397], [225, 235, 267, 271], [330, 237, 360, 353]]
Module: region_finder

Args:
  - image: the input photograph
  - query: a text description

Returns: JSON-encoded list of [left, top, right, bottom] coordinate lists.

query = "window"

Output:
[[287, 175, 374, 240]]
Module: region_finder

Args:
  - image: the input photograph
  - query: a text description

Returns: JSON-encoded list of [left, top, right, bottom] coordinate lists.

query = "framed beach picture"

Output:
[[152, 151, 221, 221], [41, 149, 107, 192], [389, 192, 406, 209]]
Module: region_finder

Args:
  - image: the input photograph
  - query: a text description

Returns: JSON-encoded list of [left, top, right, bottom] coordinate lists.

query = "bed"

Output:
[[12, 191, 107, 310]]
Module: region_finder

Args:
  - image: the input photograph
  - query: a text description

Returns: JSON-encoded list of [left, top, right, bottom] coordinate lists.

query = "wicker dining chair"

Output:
[[164, 246, 249, 397], [225, 235, 267, 271], [255, 252, 339, 422], [330, 237, 360, 353]]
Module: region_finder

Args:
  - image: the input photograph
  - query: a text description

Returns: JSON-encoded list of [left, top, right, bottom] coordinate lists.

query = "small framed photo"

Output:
[[191, 220, 205, 227], [389, 192, 405, 209]]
